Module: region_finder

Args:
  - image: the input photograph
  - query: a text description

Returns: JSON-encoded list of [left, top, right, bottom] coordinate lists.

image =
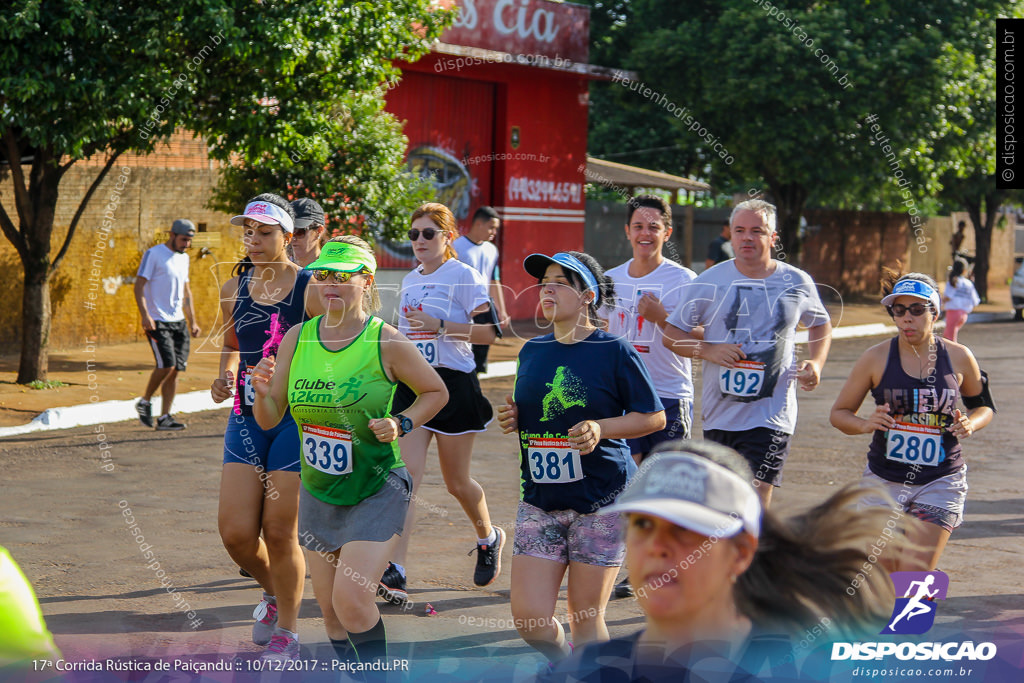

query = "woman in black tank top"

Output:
[[830, 273, 993, 572]]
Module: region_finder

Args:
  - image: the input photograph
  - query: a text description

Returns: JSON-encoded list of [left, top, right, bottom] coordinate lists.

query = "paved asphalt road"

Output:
[[2, 321, 1023, 682]]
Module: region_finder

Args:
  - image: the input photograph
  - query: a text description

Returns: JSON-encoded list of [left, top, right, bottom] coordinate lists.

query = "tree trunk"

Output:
[[769, 182, 809, 264], [17, 266, 51, 383], [964, 191, 1001, 302]]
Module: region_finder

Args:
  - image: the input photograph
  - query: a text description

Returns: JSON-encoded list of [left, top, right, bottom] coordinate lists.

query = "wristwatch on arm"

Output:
[[393, 413, 414, 437]]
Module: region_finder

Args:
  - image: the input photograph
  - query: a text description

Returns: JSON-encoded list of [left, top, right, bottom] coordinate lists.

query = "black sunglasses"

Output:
[[887, 303, 931, 317], [408, 227, 438, 241]]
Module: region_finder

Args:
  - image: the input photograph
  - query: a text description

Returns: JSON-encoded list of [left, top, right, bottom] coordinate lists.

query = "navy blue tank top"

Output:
[[231, 268, 311, 416], [867, 337, 963, 485]]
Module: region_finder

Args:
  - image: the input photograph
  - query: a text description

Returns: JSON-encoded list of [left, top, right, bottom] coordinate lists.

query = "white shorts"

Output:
[[859, 464, 967, 532]]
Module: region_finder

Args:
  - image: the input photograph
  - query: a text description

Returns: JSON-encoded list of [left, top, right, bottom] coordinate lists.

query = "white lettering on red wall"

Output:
[[508, 177, 582, 204], [442, 0, 589, 64]]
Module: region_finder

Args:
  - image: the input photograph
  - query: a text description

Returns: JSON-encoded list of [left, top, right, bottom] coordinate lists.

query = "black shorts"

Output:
[[703, 427, 791, 487], [146, 320, 189, 371], [628, 397, 692, 459], [392, 367, 493, 435]]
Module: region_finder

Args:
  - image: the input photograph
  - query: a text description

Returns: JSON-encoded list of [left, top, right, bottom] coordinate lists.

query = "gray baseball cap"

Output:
[[604, 451, 762, 537], [171, 219, 196, 236]]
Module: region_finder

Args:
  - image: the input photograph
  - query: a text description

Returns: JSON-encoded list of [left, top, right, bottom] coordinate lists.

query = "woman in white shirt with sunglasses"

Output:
[[378, 202, 504, 604]]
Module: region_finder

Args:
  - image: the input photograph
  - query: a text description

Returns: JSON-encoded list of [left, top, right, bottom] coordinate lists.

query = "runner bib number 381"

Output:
[[407, 330, 440, 367], [886, 421, 943, 466], [302, 424, 354, 475], [720, 360, 765, 397], [527, 437, 583, 484]]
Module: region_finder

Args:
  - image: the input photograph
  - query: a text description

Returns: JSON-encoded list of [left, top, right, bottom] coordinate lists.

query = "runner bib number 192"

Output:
[[407, 330, 439, 367], [527, 437, 584, 484], [720, 360, 765, 397], [302, 424, 354, 475], [886, 421, 943, 466]]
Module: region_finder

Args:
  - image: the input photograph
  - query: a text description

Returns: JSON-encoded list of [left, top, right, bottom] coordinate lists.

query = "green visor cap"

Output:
[[304, 242, 377, 274]]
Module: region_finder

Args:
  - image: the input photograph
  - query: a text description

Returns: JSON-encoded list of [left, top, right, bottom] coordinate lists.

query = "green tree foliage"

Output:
[[0, 0, 451, 382], [583, 0, 1008, 264], [209, 88, 435, 237]]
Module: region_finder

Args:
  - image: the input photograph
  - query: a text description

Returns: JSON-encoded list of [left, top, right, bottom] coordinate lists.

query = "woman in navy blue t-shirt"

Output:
[[497, 251, 664, 664]]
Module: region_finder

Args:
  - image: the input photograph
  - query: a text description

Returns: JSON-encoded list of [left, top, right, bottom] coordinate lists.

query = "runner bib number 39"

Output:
[[243, 365, 256, 406], [720, 360, 765, 397], [302, 424, 354, 475], [527, 437, 583, 484], [407, 330, 439, 367], [886, 421, 943, 466]]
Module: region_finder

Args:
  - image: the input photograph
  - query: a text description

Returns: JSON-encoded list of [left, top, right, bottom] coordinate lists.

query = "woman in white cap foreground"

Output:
[[537, 440, 902, 682], [831, 270, 994, 571]]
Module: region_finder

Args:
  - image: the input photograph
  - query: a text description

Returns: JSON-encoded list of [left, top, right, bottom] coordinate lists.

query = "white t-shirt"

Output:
[[454, 235, 499, 281], [136, 244, 190, 322], [667, 260, 830, 434], [399, 258, 490, 374], [944, 277, 980, 313], [602, 259, 697, 400]]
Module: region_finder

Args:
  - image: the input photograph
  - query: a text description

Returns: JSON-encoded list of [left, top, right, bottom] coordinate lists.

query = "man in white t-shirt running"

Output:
[[454, 206, 509, 373], [663, 199, 832, 509], [602, 195, 697, 463], [133, 219, 200, 431]]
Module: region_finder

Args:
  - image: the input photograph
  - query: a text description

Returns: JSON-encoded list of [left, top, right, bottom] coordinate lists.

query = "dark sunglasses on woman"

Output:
[[408, 227, 438, 241], [887, 303, 931, 317]]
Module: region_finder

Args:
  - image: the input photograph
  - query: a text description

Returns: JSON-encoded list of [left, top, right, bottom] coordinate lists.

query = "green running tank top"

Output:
[[288, 315, 400, 505]]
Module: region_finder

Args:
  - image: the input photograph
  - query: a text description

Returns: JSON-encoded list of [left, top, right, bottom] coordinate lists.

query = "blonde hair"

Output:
[[410, 202, 459, 262], [325, 235, 381, 313]]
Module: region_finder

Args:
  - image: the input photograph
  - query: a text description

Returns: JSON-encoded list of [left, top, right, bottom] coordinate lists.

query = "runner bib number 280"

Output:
[[527, 437, 583, 484], [302, 424, 354, 475], [886, 421, 943, 466], [720, 360, 765, 397]]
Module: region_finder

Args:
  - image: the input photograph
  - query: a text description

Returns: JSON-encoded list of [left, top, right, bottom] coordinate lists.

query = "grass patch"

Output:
[[25, 380, 68, 390]]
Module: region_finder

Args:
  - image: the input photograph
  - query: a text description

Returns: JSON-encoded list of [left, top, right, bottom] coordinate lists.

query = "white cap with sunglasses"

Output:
[[880, 278, 941, 315], [231, 201, 295, 234]]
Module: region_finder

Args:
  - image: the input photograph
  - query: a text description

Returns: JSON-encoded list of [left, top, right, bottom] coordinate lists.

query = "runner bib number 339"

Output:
[[720, 360, 765, 397], [886, 421, 943, 466], [527, 437, 583, 484], [302, 424, 354, 475]]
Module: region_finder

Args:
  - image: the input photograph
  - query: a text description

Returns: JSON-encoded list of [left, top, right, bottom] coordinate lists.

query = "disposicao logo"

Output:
[[881, 570, 948, 635], [831, 569, 997, 663]]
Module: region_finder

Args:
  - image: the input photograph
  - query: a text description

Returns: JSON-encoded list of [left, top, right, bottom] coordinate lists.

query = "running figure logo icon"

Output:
[[881, 570, 949, 635]]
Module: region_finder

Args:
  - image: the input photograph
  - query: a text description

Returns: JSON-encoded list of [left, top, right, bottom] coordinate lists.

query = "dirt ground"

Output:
[[2, 301, 1023, 682]]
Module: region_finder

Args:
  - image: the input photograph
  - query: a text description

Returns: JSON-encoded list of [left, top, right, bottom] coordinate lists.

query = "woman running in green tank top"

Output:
[[251, 236, 447, 667]]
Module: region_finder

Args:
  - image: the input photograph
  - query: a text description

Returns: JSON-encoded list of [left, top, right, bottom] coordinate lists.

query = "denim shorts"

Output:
[[222, 413, 301, 472]]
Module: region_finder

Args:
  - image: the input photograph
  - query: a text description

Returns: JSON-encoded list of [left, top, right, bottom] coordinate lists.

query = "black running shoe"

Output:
[[470, 526, 505, 587], [377, 562, 408, 604], [614, 577, 634, 599], [155, 414, 186, 431], [135, 399, 153, 427]]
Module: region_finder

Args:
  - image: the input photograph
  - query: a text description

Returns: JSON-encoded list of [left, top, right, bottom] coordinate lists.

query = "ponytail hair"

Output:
[[649, 440, 906, 640], [561, 251, 616, 327], [948, 259, 965, 288], [410, 202, 459, 262]]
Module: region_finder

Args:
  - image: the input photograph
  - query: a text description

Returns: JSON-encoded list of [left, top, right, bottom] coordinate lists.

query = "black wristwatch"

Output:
[[393, 413, 414, 437]]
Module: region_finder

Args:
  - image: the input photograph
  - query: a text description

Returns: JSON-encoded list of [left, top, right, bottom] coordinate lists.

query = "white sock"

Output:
[[478, 529, 497, 546], [160, 414, 171, 420], [139, 398, 150, 405]]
